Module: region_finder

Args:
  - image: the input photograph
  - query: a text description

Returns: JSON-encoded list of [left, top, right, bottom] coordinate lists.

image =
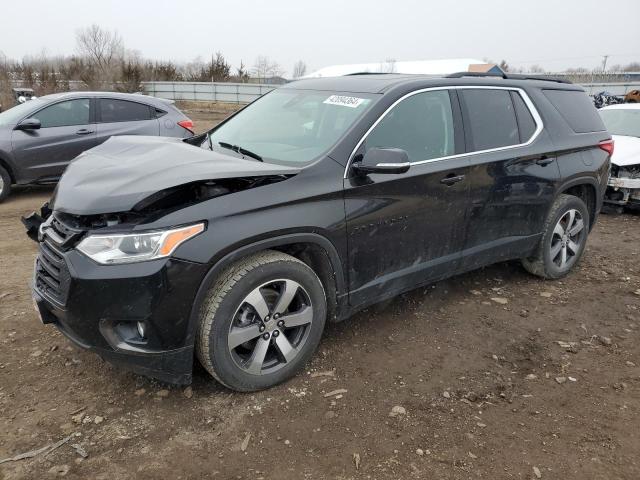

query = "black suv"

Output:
[[27, 73, 612, 391]]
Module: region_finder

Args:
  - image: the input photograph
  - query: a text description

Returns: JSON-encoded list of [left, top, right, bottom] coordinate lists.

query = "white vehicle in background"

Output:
[[599, 104, 640, 210]]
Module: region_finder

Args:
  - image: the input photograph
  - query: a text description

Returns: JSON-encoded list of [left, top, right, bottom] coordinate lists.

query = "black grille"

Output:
[[35, 215, 84, 306]]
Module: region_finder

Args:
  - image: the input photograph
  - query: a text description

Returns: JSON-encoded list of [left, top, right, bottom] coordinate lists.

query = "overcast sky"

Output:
[[2, 0, 638, 76]]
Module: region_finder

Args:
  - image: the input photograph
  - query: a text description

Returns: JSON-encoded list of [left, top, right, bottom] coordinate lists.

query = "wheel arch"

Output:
[[0, 154, 16, 183], [185, 233, 347, 351], [557, 176, 599, 231]]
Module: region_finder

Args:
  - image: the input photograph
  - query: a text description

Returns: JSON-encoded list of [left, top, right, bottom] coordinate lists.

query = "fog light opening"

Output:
[[136, 321, 146, 339]]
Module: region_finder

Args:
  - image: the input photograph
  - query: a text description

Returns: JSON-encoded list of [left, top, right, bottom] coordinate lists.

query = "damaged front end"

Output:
[[22, 201, 52, 242], [604, 164, 640, 209], [23, 174, 291, 242], [22, 135, 302, 384]]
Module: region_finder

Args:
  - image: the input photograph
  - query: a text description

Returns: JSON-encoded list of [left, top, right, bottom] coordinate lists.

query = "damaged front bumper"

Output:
[[29, 211, 209, 384], [604, 176, 640, 207]]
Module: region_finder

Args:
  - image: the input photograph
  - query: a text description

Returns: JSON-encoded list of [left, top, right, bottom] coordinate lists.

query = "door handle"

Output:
[[535, 156, 554, 166], [76, 129, 94, 135], [440, 174, 465, 186]]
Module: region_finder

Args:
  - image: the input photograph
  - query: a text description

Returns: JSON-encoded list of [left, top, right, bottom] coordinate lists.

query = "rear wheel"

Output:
[[196, 250, 327, 392], [522, 194, 590, 279], [0, 165, 11, 202]]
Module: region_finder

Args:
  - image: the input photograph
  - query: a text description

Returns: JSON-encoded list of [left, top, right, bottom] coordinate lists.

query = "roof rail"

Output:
[[446, 71, 572, 84], [344, 72, 396, 76], [447, 71, 507, 80]]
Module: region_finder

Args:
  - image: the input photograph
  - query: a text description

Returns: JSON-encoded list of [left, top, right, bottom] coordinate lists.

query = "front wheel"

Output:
[[0, 165, 11, 202], [522, 194, 590, 279], [195, 250, 327, 392]]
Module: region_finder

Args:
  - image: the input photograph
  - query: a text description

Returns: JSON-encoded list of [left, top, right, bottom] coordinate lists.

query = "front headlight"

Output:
[[76, 223, 205, 264]]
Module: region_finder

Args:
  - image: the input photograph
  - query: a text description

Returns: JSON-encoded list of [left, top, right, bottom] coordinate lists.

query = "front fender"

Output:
[[181, 231, 347, 351]]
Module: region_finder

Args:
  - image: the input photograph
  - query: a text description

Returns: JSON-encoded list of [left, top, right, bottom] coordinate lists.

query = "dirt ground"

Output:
[[1, 107, 639, 480]]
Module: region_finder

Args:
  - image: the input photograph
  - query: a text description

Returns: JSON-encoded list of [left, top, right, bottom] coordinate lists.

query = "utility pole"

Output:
[[601, 55, 609, 72]]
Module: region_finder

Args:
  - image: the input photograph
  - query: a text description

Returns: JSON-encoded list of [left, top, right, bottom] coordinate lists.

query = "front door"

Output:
[[343, 89, 471, 309], [11, 98, 97, 181]]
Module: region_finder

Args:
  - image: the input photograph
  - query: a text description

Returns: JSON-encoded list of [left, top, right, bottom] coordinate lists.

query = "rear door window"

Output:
[[460, 89, 519, 151], [542, 89, 605, 133], [98, 99, 153, 123], [34, 99, 90, 128], [364, 90, 455, 162]]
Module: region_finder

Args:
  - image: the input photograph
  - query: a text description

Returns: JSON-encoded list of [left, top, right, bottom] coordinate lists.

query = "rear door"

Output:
[[96, 98, 160, 143], [344, 89, 471, 309], [458, 87, 560, 269], [11, 98, 97, 181]]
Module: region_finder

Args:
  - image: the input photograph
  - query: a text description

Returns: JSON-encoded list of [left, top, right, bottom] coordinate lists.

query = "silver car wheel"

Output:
[[550, 208, 585, 269], [228, 279, 313, 375]]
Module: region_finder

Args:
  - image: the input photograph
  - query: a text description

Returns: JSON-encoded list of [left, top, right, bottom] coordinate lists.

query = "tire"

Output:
[[522, 194, 590, 279], [195, 250, 327, 392], [0, 165, 11, 203]]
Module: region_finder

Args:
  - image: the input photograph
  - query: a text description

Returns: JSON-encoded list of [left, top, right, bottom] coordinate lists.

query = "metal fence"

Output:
[[142, 80, 640, 104], [578, 82, 640, 97], [142, 81, 277, 104]]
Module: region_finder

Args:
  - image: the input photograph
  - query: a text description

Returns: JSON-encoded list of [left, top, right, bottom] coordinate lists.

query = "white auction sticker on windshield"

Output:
[[323, 95, 366, 108]]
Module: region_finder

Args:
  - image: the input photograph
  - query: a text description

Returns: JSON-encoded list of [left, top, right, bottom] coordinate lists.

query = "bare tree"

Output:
[[234, 60, 249, 82], [621, 62, 640, 72], [498, 59, 510, 72], [528, 64, 545, 74], [252, 55, 283, 80], [380, 58, 396, 73], [184, 56, 205, 81], [292, 60, 307, 78], [76, 24, 124, 72]]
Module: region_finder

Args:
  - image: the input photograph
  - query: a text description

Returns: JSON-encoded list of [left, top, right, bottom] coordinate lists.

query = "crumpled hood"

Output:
[[611, 135, 640, 167], [52, 136, 300, 215]]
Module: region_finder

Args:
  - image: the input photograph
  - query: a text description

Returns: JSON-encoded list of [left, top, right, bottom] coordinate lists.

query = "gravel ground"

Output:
[[0, 106, 639, 479]]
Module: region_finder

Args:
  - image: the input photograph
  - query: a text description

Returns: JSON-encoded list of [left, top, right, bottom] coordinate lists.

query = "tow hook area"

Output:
[[21, 202, 51, 242]]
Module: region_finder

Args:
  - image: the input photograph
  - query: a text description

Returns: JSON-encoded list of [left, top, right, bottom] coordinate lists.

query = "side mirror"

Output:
[[15, 118, 41, 131], [353, 148, 410, 175]]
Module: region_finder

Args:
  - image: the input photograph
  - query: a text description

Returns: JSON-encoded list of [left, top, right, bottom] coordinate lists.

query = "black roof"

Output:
[[285, 73, 582, 95]]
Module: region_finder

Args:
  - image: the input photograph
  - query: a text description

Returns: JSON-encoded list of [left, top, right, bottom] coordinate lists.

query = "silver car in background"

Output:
[[0, 91, 194, 202]]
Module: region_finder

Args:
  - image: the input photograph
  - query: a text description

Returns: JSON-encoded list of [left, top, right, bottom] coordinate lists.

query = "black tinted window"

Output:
[[34, 99, 90, 128], [543, 89, 605, 133], [99, 99, 152, 123], [364, 90, 455, 162], [461, 89, 518, 150], [511, 91, 537, 142]]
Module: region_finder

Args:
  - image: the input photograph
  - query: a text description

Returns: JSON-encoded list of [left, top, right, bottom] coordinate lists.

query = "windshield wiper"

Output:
[[218, 142, 263, 162], [205, 132, 213, 150]]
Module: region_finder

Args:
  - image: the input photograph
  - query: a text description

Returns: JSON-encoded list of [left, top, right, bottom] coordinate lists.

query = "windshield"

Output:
[[205, 89, 376, 164], [0, 99, 44, 127], [599, 108, 640, 138]]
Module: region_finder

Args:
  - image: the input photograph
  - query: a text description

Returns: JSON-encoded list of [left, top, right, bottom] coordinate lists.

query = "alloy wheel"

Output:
[[550, 208, 585, 269], [228, 279, 313, 375]]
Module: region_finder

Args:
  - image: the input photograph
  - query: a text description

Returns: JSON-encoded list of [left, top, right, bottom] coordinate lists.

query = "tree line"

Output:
[[0, 24, 308, 107]]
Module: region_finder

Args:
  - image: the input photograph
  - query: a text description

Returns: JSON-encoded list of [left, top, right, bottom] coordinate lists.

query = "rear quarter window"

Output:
[[542, 89, 605, 133]]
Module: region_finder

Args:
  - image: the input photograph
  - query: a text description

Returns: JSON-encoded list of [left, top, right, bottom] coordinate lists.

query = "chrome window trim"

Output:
[[344, 85, 544, 178], [376, 162, 411, 168]]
